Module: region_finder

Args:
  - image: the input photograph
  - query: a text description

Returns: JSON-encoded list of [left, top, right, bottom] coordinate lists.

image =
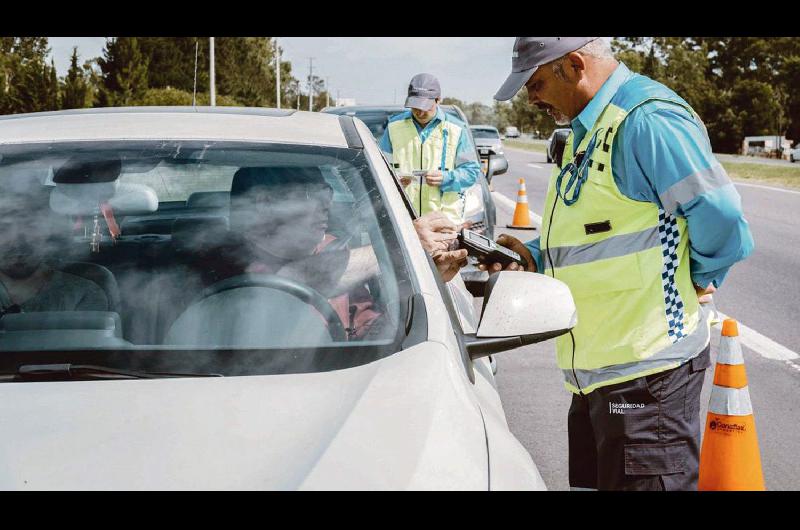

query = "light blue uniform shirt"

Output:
[[379, 106, 481, 193], [525, 63, 754, 289]]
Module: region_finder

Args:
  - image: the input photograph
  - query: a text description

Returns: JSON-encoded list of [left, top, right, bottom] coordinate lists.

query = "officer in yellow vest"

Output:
[[486, 38, 754, 490], [379, 73, 482, 225]]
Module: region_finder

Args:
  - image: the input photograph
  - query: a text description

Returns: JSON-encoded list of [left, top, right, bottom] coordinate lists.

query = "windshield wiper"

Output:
[[6, 364, 223, 381]]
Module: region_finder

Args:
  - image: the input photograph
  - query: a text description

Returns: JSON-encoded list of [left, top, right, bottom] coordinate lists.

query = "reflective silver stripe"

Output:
[[563, 306, 711, 391], [570, 487, 598, 491], [544, 226, 661, 270], [709, 386, 753, 416], [658, 164, 732, 215], [718, 335, 744, 365]]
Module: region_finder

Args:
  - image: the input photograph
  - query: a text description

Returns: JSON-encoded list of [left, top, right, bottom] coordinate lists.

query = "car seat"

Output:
[[57, 261, 121, 314]]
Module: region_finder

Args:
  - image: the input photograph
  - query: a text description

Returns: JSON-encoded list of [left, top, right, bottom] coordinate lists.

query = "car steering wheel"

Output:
[[199, 273, 347, 342]]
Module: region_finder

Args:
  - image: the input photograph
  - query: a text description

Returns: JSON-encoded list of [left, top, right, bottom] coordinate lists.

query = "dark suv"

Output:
[[546, 128, 571, 166]]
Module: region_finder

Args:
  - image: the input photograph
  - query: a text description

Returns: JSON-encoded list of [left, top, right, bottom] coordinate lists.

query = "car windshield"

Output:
[[325, 110, 397, 141], [471, 128, 500, 140], [0, 140, 415, 379], [349, 112, 393, 140]]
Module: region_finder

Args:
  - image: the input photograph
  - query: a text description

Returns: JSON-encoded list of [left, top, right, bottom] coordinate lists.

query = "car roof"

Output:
[[323, 105, 404, 114], [470, 125, 499, 131], [0, 106, 350, 147]]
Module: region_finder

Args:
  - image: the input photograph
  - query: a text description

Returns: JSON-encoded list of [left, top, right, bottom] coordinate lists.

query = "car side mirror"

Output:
[[487, 155, 508, 179], [464, 271, 577, 359]]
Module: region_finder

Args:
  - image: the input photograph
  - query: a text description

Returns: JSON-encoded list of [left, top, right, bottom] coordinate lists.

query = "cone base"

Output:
[[698, 413, 765, 491], [505, 224, 537, 230]]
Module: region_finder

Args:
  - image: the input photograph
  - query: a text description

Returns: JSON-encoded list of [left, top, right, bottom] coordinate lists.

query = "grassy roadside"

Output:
[[503, 139, 546, 153], [719, 162, 800, 190], [503, 142, 800, 190]]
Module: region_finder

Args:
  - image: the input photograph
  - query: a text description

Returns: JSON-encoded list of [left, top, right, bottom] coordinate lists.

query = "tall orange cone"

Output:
[[506, 178, 537, 230], [698, 318, 765, 490]]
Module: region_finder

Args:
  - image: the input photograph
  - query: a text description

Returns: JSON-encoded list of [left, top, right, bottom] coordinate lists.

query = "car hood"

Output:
[[0, 342, 489, 490], [473, 138, 502, 149]]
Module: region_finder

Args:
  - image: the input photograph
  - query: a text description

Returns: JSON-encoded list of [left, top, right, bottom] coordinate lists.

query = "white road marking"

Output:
[[492, 191, 543, 226], [713, 310, 799, 361], [733, 181, 800, 195], [785, 360, 800, 373], [527, 163, 543, 169], [493, 187, 799, 366]]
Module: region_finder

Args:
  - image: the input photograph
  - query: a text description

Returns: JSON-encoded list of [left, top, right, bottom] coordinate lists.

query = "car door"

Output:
[[371, 133, 544, 489]]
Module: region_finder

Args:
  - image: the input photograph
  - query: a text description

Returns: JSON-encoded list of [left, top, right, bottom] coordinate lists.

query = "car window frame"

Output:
[[0, 139, 426, 377]]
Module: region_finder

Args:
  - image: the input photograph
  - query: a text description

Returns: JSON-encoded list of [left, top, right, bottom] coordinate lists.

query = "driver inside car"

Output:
[[0, 180, 109, 315], [218, 166, 384, 341]]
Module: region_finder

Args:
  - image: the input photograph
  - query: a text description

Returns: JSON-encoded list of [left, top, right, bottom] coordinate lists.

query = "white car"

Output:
[[0, 107, 576, 490], [791, 145, 800, 163]]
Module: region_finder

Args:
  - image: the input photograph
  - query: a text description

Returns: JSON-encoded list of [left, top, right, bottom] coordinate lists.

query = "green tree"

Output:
[[0, 37, 60, 114], [441, 96, 466, 108], [62, 47, 91, 109], [138, 37, 205, 93], [215, 37, 275, 107], [134, 87, 239, 106], [782, 56, 800, 143], [97, 37, 150, 106]]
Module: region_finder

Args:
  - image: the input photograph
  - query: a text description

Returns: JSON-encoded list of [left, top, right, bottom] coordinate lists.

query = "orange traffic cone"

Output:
[[698, 318, 765, 490], [506, 178, 537, 230]]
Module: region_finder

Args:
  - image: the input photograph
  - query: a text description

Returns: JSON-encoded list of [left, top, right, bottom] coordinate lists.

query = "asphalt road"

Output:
[[487, 146, 800, 491]]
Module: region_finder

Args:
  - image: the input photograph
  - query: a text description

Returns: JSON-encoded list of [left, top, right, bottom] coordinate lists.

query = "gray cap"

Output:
[[494, 37, 598, 101], [405, 73, 441, 111]]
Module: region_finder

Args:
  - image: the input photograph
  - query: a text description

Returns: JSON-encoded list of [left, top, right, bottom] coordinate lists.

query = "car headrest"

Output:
[[230, 166, 326, 198], [54, 157, 121, 184], [186, 191, 230, 209], [50, 182, 159, 216]]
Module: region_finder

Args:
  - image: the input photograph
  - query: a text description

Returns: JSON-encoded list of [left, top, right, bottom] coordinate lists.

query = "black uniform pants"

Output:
[[568, 345, 711, 491]]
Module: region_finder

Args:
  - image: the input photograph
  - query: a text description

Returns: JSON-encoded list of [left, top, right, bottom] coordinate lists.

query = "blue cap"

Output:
[[494, 37, 598, 101], [405, 73, 441, 111]]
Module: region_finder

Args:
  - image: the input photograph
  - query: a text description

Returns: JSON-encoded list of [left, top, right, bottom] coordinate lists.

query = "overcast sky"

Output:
[[48, 37, 609, 107]]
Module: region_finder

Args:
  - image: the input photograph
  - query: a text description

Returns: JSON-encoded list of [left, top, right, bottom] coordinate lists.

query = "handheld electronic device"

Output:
[[457, 228, 528, 269]]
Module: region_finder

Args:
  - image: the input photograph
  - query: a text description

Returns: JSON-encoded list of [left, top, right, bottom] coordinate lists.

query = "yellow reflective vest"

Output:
[[541, 74, 711, 395], [387, 114, 466, 224]]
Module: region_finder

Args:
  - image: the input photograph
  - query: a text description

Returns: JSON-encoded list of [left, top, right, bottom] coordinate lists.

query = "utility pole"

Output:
[[326, 76, 330, 108], [308, 57, 315, 111], [209, 37, 216, 107], [275, 38, 281, 109], [192, 40, 199, 106]]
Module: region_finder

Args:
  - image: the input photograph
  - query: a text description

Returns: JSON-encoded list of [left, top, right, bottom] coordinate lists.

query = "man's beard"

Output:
[[538, 103, 571, 126]]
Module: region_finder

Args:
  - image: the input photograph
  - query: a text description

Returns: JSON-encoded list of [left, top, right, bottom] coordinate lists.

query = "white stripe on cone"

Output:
[[708, 386, 754, 416], [718, 335, 745, 366]]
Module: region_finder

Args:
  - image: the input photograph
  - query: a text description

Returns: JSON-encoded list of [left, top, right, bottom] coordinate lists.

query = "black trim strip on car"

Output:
[[338, 115, 364, 150]]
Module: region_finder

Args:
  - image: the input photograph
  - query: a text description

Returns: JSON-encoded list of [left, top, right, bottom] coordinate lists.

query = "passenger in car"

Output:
[[0, 183, 109, 315]]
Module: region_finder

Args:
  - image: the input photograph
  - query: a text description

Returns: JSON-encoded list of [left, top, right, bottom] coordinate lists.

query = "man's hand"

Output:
[[399, 175, 413, 187], [433, 249, 469, 282], [424, 170, 444, 186], [413, 211, 459, 254], [477, 234, 537, 274], [413, 211, 470, 282], [695, 283, 716, 304]]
